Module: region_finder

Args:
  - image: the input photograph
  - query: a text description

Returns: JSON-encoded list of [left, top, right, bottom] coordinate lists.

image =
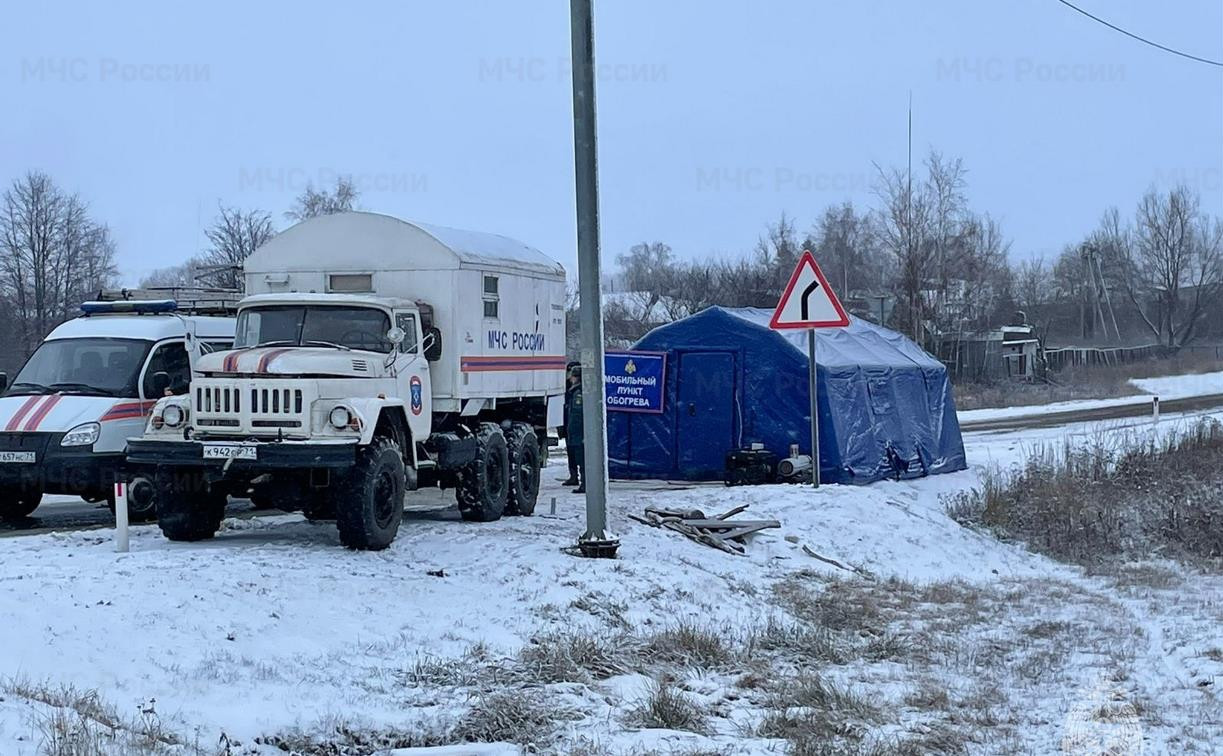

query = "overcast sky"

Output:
[[2, 0, 1221, 284]]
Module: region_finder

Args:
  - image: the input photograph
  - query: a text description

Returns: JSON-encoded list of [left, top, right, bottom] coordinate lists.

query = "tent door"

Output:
[[675, 351, 736, 477]]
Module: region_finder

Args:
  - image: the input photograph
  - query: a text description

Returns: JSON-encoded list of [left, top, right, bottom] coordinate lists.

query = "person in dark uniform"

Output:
[[559, 361, 580, 486], [565, 364, 585, 493]]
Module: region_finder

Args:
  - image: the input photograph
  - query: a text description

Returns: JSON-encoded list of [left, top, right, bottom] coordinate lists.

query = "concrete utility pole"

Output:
[[569, 0, 618, 558]]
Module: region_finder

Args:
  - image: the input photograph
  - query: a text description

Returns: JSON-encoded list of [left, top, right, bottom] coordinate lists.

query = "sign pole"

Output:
[[808, 329, 820, 488]]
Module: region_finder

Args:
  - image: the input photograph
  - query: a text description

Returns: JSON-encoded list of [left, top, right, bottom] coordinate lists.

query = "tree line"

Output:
[[603, 150, 1223, 359], [0, 171, 360, 370]]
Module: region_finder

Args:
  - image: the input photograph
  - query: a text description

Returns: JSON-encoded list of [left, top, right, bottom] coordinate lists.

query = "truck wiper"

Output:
[[48, 382, 112, 396], [253, 340, 295, 348], [8, 381, 51, 394], [303, 340, 352, 351]]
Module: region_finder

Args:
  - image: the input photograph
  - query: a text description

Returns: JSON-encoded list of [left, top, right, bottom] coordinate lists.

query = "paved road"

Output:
[[959, 393, 1223, 433], [5, 393, 1223, 539], [0, 486, 463, 539]]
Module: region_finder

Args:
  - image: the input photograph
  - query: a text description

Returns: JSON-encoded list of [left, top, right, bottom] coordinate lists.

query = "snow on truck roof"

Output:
[[244, 211, 566, 278], [47, 314, 235, 342]]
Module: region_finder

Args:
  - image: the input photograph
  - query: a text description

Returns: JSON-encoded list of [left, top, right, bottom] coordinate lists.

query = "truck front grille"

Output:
[[193, 380, 312, 437]]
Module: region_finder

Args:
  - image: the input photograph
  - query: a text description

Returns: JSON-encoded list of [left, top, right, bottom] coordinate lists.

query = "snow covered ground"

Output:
[[1130, 368, 1223, 399], [0, 411, 1219, 754], [957, 368, 1223, 426]]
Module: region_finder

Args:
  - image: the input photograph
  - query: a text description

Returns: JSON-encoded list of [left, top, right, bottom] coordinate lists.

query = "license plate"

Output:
[[0, 451, 35, 463], [202, 444, 257, 461]]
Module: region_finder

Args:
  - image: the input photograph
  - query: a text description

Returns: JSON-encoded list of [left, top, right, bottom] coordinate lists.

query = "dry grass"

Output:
[[4, 679, 188, 756], [625, 679, 708, 734], [451, 688, 583, 746], [517, 628, 632, 683], [946, 420, 1223, 565], [757, 673, 880, 752], [954, 351, 1220, 411], [640, 621, 733, 667]]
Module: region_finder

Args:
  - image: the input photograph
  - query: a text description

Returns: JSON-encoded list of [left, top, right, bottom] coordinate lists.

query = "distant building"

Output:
[[936, 322, 1042, 382]]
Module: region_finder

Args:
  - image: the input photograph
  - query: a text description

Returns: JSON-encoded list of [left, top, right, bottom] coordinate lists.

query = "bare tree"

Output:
[[201, 205, 276, 290], [754, 212, 801, 293], [141, 256, 207, 288], [284, 176, 359, 222], [872, 163, 934, 340], [808, 201, 883, 298], [615, 242, 676, 324], [0, 172, 118, 354], [1101, 188, 1223, 347]]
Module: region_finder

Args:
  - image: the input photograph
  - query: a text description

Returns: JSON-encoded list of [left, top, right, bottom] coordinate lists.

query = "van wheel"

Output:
[[0, 487, 42, 521], [107, 477, 158, 523], [155, 469, 227, 541], [456, 423, 509, 522], [504, 422, 540, 516], [334, 436, 404, 550]]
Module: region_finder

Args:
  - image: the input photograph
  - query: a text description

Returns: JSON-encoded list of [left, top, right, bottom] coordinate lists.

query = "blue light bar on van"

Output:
[[80, 300, 178, 315]]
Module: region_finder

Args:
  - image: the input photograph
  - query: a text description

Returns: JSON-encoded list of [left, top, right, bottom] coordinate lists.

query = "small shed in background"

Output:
[[607, 307, 967, 484]]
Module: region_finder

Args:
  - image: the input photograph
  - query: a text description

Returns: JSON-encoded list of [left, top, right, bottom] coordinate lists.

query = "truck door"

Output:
[[394, 312, 431, 439], [675, 351, 736, 478]]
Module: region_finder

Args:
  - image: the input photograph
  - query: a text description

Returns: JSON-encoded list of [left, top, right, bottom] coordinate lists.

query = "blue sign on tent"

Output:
[[604, 351, 666, 414]]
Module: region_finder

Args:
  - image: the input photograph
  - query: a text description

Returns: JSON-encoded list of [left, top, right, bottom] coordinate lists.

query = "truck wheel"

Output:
[[155, 469, 227, 542], [107, 477, 158, 523], [456, 423, 509, 522], [504, 422, 540, 516], [334, 436, 405, 550], [0, 487, 42, 521]]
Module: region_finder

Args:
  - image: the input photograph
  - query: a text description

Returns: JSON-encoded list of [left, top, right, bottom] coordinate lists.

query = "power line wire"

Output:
[[1054, 0, 1223, 67]]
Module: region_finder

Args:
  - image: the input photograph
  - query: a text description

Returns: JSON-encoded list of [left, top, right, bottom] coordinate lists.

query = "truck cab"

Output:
[[0, 297, 235, 521], [188, 293, 434, 444], [129, 213, 565, 551]]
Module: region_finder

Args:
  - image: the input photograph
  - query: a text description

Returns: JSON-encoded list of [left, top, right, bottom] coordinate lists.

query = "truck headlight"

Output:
[[328, 406, 353, 429], [61, 422, 100, 447], [162, 404, 188, 429]]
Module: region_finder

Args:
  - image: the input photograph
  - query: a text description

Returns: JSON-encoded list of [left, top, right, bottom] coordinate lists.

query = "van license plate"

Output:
[[0, 451, 36, 463], [202, 444, 257, 461]]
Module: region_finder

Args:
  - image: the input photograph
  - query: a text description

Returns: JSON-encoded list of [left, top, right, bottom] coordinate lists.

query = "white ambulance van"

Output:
[[0, 294, 235, 521]]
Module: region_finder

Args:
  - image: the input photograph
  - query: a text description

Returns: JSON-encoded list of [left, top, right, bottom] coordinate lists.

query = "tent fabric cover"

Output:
[[608, 307, 967, 484]]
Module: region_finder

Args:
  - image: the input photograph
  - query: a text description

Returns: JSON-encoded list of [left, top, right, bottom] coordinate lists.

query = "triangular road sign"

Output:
[[769, 250, 850, 330]]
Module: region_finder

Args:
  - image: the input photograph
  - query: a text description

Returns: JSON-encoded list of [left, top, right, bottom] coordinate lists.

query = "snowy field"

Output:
[[957, 368, 1223, 426], [0, 412, 1219, 753]]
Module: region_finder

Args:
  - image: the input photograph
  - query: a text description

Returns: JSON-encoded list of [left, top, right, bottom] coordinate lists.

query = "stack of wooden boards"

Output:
[[627, 505, 780, 555]]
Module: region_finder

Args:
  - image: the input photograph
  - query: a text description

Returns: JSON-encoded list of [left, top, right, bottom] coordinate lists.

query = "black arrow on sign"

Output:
[[800, 279, 820, 320]]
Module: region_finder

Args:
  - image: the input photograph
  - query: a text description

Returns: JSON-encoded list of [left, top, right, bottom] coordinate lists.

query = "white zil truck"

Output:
[[128, 212, 567, 549]]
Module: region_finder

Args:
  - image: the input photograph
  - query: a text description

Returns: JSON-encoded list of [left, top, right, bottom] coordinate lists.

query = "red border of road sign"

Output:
[[769, 249, 851, 329]]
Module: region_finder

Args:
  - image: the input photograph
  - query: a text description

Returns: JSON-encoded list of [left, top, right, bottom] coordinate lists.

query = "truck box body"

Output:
[[241, 212, 567, 412]]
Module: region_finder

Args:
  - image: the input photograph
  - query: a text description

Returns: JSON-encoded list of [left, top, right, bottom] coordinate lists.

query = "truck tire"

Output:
[[334, 436, 405, 550], [504, 422, 540, 516], [456, 423, 509, 522], [155, 469, 227, 542], [107, 476, 158, 523], [0, 487, 42, 521]]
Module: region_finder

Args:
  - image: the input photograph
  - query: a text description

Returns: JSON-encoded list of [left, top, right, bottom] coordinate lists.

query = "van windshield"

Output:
[[7, 338, 151, 397], [234, 306, 393, 353]]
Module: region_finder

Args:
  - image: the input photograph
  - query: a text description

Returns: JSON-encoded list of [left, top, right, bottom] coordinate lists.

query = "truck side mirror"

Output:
[[0, 372, 7, 392], [151, 371, 171, 396], [424, 327, 443, 362]]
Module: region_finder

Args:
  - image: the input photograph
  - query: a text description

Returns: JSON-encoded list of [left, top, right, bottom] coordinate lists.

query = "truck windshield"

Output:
[[6, 338, 151, 397], [234, 306, 393, 353]]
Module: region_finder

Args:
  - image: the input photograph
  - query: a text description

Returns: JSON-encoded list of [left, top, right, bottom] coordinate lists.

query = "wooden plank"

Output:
[[676, 519, 780, 530], [715, 504, 749, 520], [713, 523, 778, 541]]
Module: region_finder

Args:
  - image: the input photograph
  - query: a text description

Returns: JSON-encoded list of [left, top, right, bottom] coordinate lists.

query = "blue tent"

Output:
[[607, 307, 967, 484]]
